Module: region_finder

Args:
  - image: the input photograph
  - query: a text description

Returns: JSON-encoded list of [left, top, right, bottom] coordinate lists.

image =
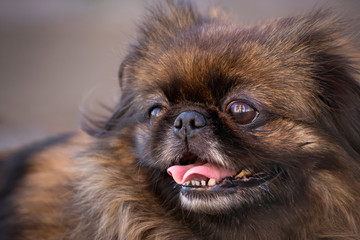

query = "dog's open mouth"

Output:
[[167, 153, 281, 190]]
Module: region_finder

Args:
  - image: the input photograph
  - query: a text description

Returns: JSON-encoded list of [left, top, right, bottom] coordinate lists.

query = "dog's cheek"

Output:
[[251, 119, 331, 152], [134, 123, 152, 164], [134, 121, 178, 168]]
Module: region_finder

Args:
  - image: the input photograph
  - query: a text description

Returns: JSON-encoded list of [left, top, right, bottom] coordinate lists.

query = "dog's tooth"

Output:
[[235, 170, 245, 179], [201, 180, 206, 186], [194, 181, 200, 186], [183, 181, 190, 186], [208, 178, 216, 186], [235, 169, 253, 179]]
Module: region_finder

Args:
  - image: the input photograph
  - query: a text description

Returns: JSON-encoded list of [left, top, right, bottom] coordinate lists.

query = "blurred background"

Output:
[[0, 0, 359, 150]]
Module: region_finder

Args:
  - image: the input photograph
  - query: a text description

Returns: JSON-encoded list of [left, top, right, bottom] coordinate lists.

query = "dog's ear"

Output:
[[118, 55, 131, 91], [318, 50, 360, 155], [117, 0, 206, 90], [80, 51, 138, 137], [277, 10, 360, 155], [310, 13, 360, 155]]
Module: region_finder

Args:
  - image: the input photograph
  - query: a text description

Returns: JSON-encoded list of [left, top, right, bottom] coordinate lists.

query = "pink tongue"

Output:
[[167, 163, 237, 184]]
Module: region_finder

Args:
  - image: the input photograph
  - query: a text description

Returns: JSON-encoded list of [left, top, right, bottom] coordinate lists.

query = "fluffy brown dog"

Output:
[[1, 1, 360, 240]]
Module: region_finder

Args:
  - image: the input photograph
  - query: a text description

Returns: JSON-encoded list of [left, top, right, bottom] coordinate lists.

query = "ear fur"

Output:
[[258, 10, 360, 155], [293, 11, 360, 155]]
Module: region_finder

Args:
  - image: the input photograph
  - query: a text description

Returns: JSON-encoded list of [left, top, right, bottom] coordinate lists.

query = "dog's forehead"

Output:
[[153, 51, 237, 105], [134, 24, 316, 108], [143, 29, 263, 104]]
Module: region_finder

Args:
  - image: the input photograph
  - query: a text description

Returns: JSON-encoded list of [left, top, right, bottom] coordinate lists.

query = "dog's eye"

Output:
[[149, 106, 165, 119], [226, 101, 258, 124]]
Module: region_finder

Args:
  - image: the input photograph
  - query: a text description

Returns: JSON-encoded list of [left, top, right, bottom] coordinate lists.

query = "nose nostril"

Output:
[[189, 119, 195, 128], [193, 116, 206, 128]]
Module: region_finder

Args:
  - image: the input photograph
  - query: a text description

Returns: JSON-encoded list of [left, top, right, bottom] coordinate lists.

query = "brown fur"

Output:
[[1, 1, 360, 239]]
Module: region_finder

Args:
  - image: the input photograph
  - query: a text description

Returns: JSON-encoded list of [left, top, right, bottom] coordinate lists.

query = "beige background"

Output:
[[0, 0, 359, 149]]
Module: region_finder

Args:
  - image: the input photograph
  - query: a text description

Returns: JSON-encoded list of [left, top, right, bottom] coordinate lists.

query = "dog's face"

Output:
[[132, 31, 320, 213], [98, 6, 360, 216]]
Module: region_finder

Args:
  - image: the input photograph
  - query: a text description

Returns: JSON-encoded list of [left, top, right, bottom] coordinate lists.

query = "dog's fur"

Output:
[[1, 1, 360, 240]]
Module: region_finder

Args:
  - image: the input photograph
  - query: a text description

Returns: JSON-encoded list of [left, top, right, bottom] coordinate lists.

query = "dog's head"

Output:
[[88, 2, 360, 215]]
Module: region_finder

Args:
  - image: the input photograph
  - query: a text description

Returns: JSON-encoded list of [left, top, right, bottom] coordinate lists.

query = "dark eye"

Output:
[[149, 106, 165, 119], [226, 101, 258, 124]]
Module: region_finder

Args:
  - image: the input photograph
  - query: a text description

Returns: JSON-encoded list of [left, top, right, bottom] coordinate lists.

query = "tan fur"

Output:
[[5, 132, 90, 239]]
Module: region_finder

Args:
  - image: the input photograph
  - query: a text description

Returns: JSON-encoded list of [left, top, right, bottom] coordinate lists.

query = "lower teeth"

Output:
[[183, 178, 216, 187]]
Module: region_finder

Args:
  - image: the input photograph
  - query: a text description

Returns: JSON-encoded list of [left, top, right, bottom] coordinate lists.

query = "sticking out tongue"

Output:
[[167, 162, 237, 185]]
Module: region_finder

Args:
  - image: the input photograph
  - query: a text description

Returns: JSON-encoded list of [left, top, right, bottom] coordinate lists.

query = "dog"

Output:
[[1, 1, 360, 239]]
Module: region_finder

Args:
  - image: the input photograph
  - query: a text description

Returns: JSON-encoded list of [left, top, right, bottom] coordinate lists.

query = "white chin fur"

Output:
[[179, 191, 238, 214]]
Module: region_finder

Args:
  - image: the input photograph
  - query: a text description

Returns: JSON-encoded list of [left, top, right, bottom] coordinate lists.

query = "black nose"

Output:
[[173, 111, 206, 139]]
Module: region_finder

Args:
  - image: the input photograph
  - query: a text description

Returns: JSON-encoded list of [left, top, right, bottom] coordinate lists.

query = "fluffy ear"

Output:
[[117, 0, 206, 90], [118, 55, 131, 90], [314, 16, 360, 155], [317, 50, 360, 155], [80, 52, 137, 137], [286, 11, 360, 155]]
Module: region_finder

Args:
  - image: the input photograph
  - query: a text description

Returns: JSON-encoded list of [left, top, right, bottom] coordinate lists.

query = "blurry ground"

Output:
[[0, 0, 359, 150]]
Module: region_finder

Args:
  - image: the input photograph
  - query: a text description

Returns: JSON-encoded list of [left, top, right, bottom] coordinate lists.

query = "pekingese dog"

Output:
[[1, 1, 360, 240]]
